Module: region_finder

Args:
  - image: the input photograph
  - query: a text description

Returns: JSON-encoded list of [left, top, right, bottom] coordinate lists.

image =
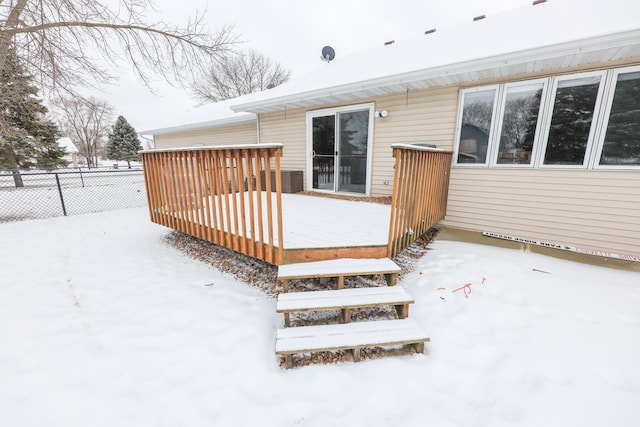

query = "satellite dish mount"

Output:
[[320, 46, 335, 63]]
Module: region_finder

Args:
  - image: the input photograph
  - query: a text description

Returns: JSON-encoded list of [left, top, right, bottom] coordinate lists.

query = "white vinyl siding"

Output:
[[442, 168, 640, 255], [153, 122, 257, 149], [257, 87, 459, 196], [259, 109, 307, 186], [369, 87, 459, 195]]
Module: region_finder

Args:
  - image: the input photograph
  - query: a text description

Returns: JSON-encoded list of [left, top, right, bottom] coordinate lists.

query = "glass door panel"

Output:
[[311, 115, 335, 190], [337, 110, 369, 194]]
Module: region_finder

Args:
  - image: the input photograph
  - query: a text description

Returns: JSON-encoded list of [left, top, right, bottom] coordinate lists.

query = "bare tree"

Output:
[[0, 0, 236, 97], [56, 96, 114, 168], [192, 49, 291, 102]]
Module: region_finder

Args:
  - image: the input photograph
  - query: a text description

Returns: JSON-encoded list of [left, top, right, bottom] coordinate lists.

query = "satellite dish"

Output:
[[321, 46, 335, 62]]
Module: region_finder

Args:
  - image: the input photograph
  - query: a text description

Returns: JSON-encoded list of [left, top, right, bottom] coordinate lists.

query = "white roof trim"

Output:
[[141, 113, 256, 136], [231, 29, 640, 114]]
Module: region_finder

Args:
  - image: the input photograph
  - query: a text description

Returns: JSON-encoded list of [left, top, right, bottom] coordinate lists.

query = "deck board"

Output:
[[280, 194, 390, 249]]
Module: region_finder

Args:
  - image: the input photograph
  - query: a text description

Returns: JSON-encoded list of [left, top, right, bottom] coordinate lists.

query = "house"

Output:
[[142, 0, 640, 262], [56, 137, 79, 168]]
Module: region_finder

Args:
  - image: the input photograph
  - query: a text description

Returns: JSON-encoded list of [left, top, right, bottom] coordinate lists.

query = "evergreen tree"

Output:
[[0, 49, 66, 186], [107, 116, 143, 169]]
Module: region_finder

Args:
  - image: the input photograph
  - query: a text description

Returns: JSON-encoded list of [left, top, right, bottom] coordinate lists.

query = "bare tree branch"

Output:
[[191, 49, 291, 103], [1, 0, 237, 98]]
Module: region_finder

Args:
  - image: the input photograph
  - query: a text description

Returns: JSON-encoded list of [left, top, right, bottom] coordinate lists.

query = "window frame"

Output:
[[489, 78, 549, 169], [452, 66, 640, 171], [453, 85, 500, 168], [591, 65, 640, 170], [537, 70, 608, 170]]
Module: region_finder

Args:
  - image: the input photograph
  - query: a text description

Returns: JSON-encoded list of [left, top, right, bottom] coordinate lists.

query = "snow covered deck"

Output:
[[279, 194, 389, 249], [141, 144, 451, 265]]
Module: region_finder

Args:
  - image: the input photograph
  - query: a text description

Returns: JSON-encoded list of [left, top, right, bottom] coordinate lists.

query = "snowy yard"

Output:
[[1, 208, 639, 426]]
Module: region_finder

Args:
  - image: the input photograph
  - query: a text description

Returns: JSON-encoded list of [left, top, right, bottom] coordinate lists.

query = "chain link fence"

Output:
[[0, 168, 147, 222]]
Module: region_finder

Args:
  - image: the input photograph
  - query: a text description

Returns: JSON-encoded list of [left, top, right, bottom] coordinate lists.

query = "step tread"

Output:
[[275, 319, 429, 354], [277, 286, 413, 312], [278, 257, 401, 280]]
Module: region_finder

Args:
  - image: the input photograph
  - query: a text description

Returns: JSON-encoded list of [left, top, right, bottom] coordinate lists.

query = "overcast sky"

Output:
[[94, 0, 533, 133]]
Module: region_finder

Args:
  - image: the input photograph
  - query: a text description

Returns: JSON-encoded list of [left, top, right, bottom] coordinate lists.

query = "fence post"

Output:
[[78, 167, 85, 187], [55, 173, 68, 216]]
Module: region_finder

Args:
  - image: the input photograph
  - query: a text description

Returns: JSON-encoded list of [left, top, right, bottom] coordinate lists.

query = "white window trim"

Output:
[[305, 102, 375, 196], [453, 85, 500, 168], [591, 65, 640, 170], [490, 78, 550, 169], [537, 70, 608, 169]]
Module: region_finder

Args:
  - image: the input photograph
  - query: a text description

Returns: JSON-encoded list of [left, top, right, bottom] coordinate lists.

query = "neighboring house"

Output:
[[57, 137, 79, 168], [143, 0, 640, 260]]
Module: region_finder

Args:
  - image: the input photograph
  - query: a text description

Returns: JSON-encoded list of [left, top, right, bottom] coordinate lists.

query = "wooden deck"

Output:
[[141, 144, 452, 265]]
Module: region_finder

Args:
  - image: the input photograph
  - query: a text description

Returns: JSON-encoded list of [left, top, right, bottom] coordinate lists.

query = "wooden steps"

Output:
[[277, 257, 402, 292], [277, 286, 414, 326], [274, 257, 429, 369], [276, 319, 429, 369]]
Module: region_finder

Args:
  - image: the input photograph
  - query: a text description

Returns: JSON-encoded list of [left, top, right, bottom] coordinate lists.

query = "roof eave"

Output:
[[141, 113, 256, 136], [230, 29, 640, 114]]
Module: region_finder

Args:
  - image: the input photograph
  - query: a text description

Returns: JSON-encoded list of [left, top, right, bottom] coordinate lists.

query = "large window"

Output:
[[456, 88, 497, 165], [597, 70, 640, 166], [495, 81, 545, 166], [454, 66, 639, 170], [542, 75, 602, 167]]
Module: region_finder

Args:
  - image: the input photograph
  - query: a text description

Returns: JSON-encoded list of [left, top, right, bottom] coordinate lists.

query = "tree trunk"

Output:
[[0, 0, 29, 74], [11, 160, 24, 188], [127, 160, 131, 169]]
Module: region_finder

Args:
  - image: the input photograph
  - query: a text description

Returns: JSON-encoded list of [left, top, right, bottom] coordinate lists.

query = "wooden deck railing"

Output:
[[141, 144, 284, 265], [387, 144, 453, 258]]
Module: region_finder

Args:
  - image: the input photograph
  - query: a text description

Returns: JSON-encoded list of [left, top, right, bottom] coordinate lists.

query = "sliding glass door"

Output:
[[309, 105, 373, 195]]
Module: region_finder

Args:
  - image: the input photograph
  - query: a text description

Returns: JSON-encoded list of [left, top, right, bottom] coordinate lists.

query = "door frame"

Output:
[[305, 102, 375, 196]]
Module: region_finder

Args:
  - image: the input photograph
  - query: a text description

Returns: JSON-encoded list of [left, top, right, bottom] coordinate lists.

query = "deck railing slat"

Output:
[[235, 150, 248, 254], [274, 148, 284, 265], [254, 155, 265, 260], [244, 150, 257, 258]]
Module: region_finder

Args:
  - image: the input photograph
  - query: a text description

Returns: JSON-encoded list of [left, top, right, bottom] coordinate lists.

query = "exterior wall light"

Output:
[[375, 110, 388, 118]]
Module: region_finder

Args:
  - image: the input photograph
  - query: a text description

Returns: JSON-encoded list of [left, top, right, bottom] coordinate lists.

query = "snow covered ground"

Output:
[[1, 208, 639, 427]]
